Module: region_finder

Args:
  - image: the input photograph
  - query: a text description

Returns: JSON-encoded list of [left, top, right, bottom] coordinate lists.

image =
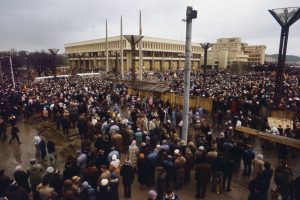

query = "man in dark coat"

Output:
[[0, 169, 10, 198], [294, 173, 300, 200], [156, 167, 167, 200], [5, 180, 29, 200], [259, 162, 273, 194], [120, 158, 135, 198], [9, 124, 21, 144], [223, 156, 235, 192], [13, 166, 31, 193], [42, 167, 63, 199], [194, 161, 211, 199]]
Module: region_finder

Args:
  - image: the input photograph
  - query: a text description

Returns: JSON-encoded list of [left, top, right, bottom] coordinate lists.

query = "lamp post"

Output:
[[182, 6, 197, 144], [9, 49, 16, 89], [124, 35, 143, 88], [200, 43, 214, 82], [25, 51, 30, 81], [48, 48, 59, 80], [0, 60, 3, 84], [78, 53, 83, 73], [269, 7, 300, 107]]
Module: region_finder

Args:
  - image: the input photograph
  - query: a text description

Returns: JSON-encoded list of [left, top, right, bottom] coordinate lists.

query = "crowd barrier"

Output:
[[129, 88, 213, 112]]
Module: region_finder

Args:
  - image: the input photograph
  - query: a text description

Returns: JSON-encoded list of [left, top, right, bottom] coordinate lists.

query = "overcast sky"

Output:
[[0, 0, 299, 56]]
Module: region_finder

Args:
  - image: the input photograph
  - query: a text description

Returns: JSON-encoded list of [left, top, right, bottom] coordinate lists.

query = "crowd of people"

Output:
[[0, 68, 300, 200]]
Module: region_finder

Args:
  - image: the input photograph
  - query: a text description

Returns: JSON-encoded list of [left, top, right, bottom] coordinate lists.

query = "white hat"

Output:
[[47, 167, 54, 173], [257, 154, 264, 160], [207, 132, 212, 135], [148, 190, 157, 198], [101, 179, 109, 186], [220, 132, 225, 137], [174, 149, 180, 155], [15, 165, 23, 172], [199, 146, 205, 151]]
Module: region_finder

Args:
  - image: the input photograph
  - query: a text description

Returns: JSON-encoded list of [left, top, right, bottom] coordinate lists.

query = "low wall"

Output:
[[129, 88, 213, 112]]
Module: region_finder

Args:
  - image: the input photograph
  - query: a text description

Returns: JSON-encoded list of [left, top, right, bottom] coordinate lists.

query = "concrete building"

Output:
[[64, 36, 203, 73], [206, 37, 266, 68]]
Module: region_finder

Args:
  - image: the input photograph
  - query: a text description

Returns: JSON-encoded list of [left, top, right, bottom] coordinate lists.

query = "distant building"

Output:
[[65, 36, 266, 72], [205, 37, 266, 68], [64, 36, 203, 73]]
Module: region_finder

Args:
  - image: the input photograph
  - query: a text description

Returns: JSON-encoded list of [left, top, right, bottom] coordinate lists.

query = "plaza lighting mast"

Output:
[[182, 6, 197, 144], [106, 19, 109, 76], [120, 16, 124, 79], [200, 43, 214, 82], [48, 48, 59, 80], [268, 7, 300, 107], [138, 10, 143, 81], [124, 35, 143, 88]]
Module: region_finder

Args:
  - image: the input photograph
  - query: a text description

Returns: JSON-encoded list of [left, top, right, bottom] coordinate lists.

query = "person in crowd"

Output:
[[13, 166, 31, 194], [120, 158, 135, 199], [9, 124, 21, 144], [148, 189, 157, 200], [162, 189, 181, 200], [27, 159, 43, 200], [0, 169, 10, 198], [5, 180, 29, 200], [194, 159, 211, 199], [36, 178, 57, 200]]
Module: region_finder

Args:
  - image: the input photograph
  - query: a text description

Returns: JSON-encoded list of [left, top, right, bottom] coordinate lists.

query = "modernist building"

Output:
[[64, 36, 203, 73], [206, 37, 266, 68]]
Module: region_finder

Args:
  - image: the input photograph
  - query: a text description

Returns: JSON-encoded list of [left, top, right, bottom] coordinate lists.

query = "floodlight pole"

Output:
[[200, 43, 214, 82], [25, 51, 30, 81], [269, 7, 300, 107], [48, 48, 59, 80], [124, 35, 143, 88], [9, 52, 15, 88], [0, 61, 3, 84], [182, 6, 197, 144]]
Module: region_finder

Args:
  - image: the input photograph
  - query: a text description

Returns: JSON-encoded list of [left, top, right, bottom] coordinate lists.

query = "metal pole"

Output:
[[203, 48, 208, 82], [0, 61, 3, 84], [131, 36, 136, 88], [9, 56, 15, 88], [182, 7, 196, 144], [120, 16, 124, 79], [106, 19, 109, 75], [138, 10, 143, 81]]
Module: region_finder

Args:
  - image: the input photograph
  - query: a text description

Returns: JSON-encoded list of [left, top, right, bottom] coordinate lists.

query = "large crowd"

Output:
[[0, 69, 300, 200]]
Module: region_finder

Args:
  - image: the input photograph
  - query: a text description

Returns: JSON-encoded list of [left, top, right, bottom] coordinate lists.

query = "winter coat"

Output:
[[80, 183, 96, 200], [129, 144, 139, 168], [137, 158, 150, 185], [42, 173, 63, 197], [13, 170, 31, 193], [194, 163, 211, 183], [120, 164, 135, 185], [252, 158, 264, 179], [0, 174, 10, 197], [174, 156, 186, 179], [5, 185, 29, 200], [27, 164, 43, 186], [36, 184, 57, 200]]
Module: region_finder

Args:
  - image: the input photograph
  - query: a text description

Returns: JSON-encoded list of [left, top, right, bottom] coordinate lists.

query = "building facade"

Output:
[[64, 36, 203, 73], [206, 37, 266, 68]]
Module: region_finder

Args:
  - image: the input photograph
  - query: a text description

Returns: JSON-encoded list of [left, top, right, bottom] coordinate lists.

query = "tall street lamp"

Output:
[[25, 51, 30, 81], [48, 48, 59, 80], [182, 6, 197, 144], [200, 43, 214, 83], [269, 7, 300, 107], [124, 35, 143, 88]]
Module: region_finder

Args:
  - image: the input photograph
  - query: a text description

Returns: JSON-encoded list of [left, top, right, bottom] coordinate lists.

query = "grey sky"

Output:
[[0, 0, 299, 56]]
